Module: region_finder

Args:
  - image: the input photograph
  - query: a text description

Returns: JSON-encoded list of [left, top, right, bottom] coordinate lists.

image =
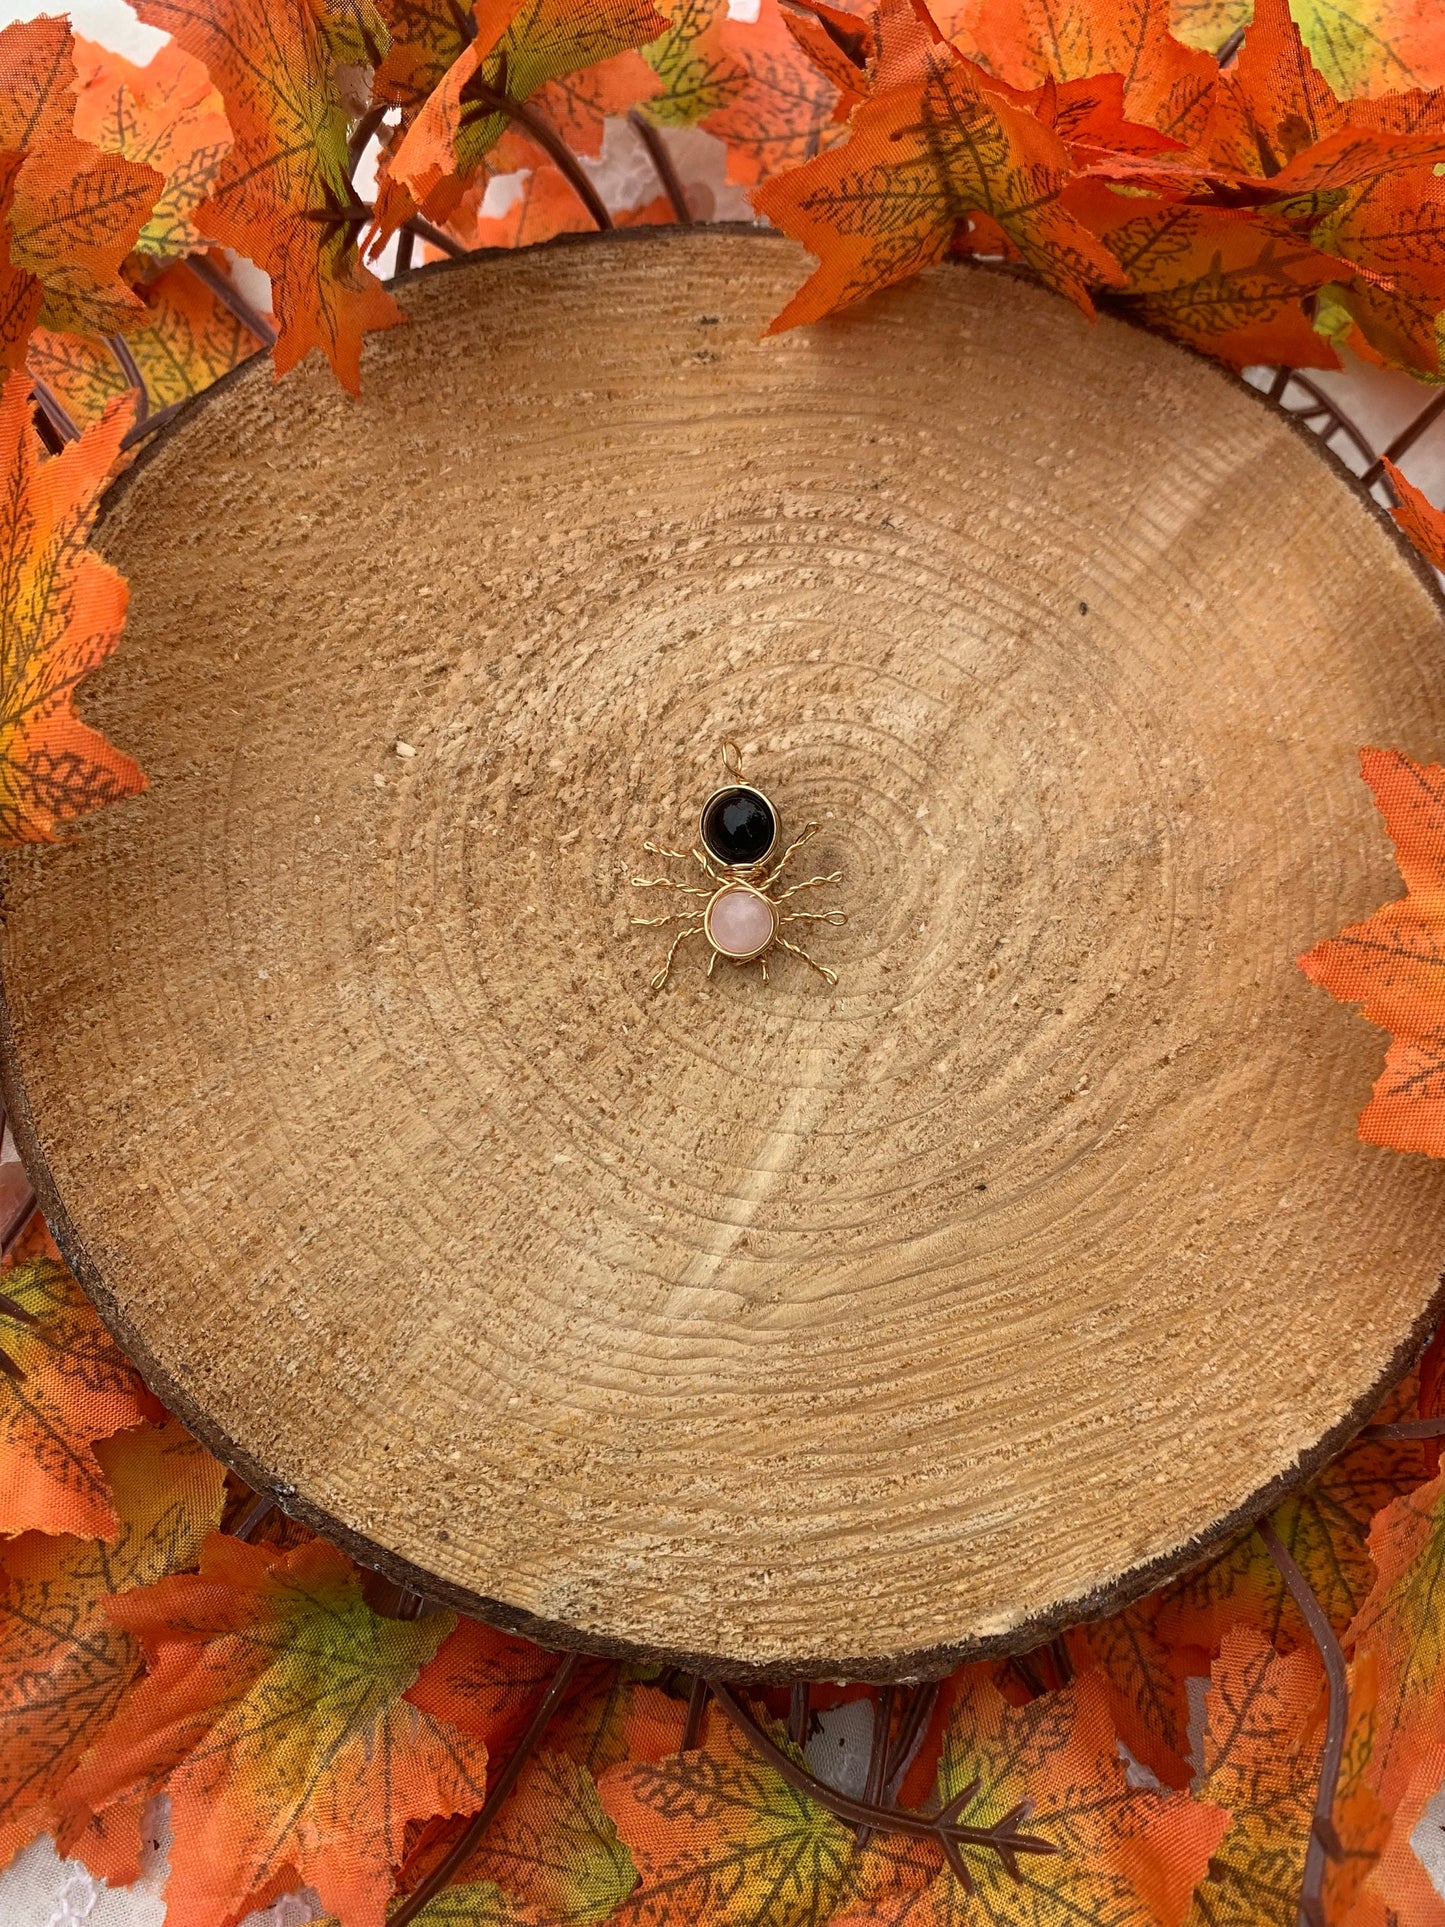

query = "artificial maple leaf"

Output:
[[840, 1667, 1224, 1927], [1065, 1598, 1194, 1790], [58, 1534, 490, 1927], [598, 1713, 857, 1926], [1322, 1647, 1392, 1927], [755, 0, 1125, 332], [524, 50, 663, 158], [0, 1418, 224, 1873], [1150, 1384, 1437, 1660], [1347, 1465, 1445, 1805], [1298, 747, 1445, 1158], [621, 1686, 689, 1766], [0, 151, 42, 374], [1387, 455, 1445, 570], [374, 0, 477, 127], [384, 0, 666, 234], [539, 1666, 659, 1779], [70, 36, 233, 263], [640, 0, 748, 128], [949, 0, 1218, 145], [1184, 1624, 1324, 1927], [28, 257, 259, 430], [1344, 1729, 1445, 1927], [451, 163, 601, 245], [700, 0, 842, 185], [463, 1750, 637, 1923], [1071, 184, 1342, 367], [0, 369, 145, 842], [777, 0, 874, 116], [0, 17, 161, 338], [134, 0, 402, 393], [0, 1214, 155, 1546], [1177, 0, 1445, 98], [1209, 0, 1345, 176], [405, 1611, 557, 1758]]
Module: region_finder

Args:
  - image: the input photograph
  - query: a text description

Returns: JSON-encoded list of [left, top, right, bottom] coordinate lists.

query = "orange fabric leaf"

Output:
[[0, 368, 145, 842], [598, 1714, 856, 1925], [0, 151, 42, 374], [457, 164, 603, 246], [58, 1534, 489, 1927], [1151, 1386, 1438, 1660], [1348, 1466, 1445, 1805], [386, 0, 666, 233], [641, 0, 748, 129], [621, 1686, 688, 1765], [843, 1666, 1224, 1927], [547, 1666, 668, 1779], [1070, 183, 1343, 367], [952, 0, 1218, 145], [1388, 457, 1445, 570], [375, 0, 480, 131], [527, 50, 663, 158], [28, 256, 259, 429], [0, 1418, 224, 1874], [1066, 1599, 1194, 1790], [0, 1212, 155, 1540], [462, 1749, 637, 1922], [1178, 0, 1445, 102], [700, 0, 842, 185], [134, 0, 402, 393], [70, 35, 233, 264], [1209, 0, 1345, 176], [777, 0, 874, 115], [0, 17, 161, 338], [1299, 747, 1445, 1158], [754, 0, 1125, 333], [1184, 1625, 1325, 1926], [405, 1612, 557, 1756]]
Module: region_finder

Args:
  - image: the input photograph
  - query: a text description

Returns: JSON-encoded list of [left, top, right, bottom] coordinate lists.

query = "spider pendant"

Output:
[[631, 742, 845, 991]]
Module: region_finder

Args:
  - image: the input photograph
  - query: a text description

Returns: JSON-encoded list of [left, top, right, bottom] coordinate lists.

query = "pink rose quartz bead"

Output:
[[706, 886, 776, 960]]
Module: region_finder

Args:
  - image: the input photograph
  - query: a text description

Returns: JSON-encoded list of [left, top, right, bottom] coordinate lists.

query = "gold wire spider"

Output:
[[631, 741, 846, 991]]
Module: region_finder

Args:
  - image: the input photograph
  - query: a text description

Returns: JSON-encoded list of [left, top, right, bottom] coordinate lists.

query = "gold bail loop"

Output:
[[721, 738, 744, 780]]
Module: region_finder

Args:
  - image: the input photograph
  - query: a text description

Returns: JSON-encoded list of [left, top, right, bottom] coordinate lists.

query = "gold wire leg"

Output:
[[632, 906, 705, 927], [707, 948, 719, 978], [781, 908, 847, 926], [772, 870, 844, 903], [630, 875, 712, 897], [642, 839, 694, 863], [758, 952, 769, 984], [776, 934, 838, 986], [650, 922, 704, 991], [758, 822, 819, 888]]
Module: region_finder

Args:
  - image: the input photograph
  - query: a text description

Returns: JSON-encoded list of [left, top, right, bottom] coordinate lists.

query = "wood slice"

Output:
[[5, 227, 1445, 1680]]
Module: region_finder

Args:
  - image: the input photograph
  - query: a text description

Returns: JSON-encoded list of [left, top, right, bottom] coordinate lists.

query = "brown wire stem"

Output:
[[348, 103, 388, 177], [104, 336, 149, 423], [405, 214, 469, 261], [1362, 388, 1445, 491], [627, 111, 694, 224], [229, 1493, 278, 1542], [462, 79, 612, 231], [31, 378, 79, 445], [1258, 1521, 1347, 1927], [706, 1681, 1057, 1889], [788, 1681, 809, 1746], [682, 1673, 710, 1749], [182, 253, 279, 349], [389, 1650, 580, 1927]]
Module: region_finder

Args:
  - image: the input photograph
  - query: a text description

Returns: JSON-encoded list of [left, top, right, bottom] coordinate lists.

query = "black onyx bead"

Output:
[[701, 786, 776, 867]]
